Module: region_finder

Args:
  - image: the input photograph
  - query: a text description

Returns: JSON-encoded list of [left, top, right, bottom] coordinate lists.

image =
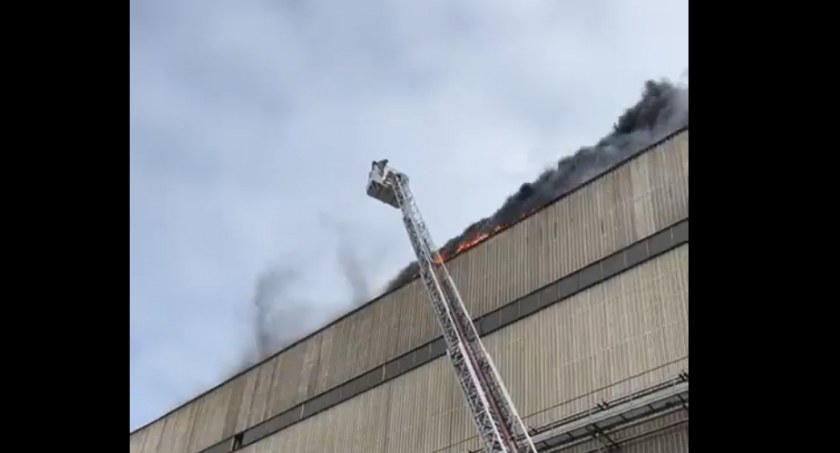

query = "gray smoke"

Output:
[[337, 241, 370, 304], [252, 266, 308, 359], [239, 77, 687, 365], [319, 213, 372, 305], [242, 217, 374, 363], [231, 266, 306, 368], [385, 78, 689, 291]]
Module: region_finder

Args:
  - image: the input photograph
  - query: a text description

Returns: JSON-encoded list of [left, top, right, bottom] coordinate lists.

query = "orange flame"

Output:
[[454, 232, 489, 255], [432, 207, 542, 266]]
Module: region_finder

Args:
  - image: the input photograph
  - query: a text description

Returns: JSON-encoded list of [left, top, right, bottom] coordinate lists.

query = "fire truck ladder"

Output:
[[366, 160, 537, 453]]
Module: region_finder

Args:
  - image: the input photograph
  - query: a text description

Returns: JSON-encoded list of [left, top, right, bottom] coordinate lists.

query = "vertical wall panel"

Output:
[[526, 208, 541, 295], [356, 302, 377, 381], [267, 346, 296, 418], [139, 418, 165, 453], [480, 231, 497, 315], [129, 428, 146, 453], [246, 357, 276, 427], [234, 366, 259, 432], [301, 333, 323, 401], [331, 316, 352, 389], [597, 172, 618, 257], [649, 143, 671, 232], [156, 404, 196, 453], [413, 279, 432, 353], [630, 152, 656, 239], [345, 314, 364, 386], [381, 284, 406, 361], [314, 321, 338, 394], [395, 280, 425, 359], [186, 381, 232, 452]]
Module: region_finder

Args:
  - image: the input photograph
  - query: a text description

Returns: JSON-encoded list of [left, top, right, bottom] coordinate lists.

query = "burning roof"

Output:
[[386, 79, 688, 291]]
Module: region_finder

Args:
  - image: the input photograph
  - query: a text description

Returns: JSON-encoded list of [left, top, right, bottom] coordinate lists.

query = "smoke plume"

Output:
[[240, 77, 687, 365], [337, 241, 370, 304], [319, 213, 372, 305], [385, 78, 689, 291], [242, 216, 374, 363], [252, 266, 308, 359]]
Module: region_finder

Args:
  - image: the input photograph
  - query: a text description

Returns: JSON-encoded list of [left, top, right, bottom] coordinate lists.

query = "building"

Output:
[[130, 128, 689, 453]]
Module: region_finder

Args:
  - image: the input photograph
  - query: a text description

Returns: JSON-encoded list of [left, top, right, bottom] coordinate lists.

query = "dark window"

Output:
[[601, 252, 625, 278], [241, 420, 270, 446], [318, 388, 333, 408], [414, 342, 430, 365], [480, 311, 500, 334], [648, 229, 673, 256], [672, 221, 688, 243], [577, 264, 602, 289], [429, 337, 447, 358], [340, 378, 357, 401], [537, 283, 558, 307], [363, 367, 383, 389], [301, 394, 327, 418], [557, 273, 579, 299], [279, 406, 301, 428], [499, 303, 518, 327], [399, 351, 417, 373], [625, 240, 649, 266], [519, 293, 540, 318], [383, 359, 401, 380]]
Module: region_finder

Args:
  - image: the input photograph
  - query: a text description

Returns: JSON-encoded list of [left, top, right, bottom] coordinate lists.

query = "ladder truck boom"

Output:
[[366, 159, 537, 453]]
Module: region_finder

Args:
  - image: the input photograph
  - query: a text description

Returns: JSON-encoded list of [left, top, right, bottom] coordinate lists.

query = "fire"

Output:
[[434, 230, 494, 265], [454, 232, 489, 255], [432, 205, 544, 266]]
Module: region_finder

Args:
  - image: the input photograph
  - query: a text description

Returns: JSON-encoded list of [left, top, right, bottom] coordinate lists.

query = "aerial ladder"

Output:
[[366, 160, 538, 453]]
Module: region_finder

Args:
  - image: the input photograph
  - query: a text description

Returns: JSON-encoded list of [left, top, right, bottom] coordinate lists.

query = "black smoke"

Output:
[[385, 79, 688, 291]]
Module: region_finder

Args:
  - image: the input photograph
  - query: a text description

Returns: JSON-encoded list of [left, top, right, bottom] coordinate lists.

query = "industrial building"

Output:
[[129, 127, 689, 453]]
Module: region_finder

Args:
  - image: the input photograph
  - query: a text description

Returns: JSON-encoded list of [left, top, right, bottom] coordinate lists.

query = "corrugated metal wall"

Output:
[[230, 244, 688, 453], [130, 130, 688, 453]]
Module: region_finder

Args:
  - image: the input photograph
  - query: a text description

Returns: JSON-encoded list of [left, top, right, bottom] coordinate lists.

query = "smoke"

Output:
[[239, 215, 374, 364], [385, 78, 689, 291], [337, 241, 370, 304], [238, 77, 688, 366], [251, 266, 311, 360], [319, 213, 372, 305]]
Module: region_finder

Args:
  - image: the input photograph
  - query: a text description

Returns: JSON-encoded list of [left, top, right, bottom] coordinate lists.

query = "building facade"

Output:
[[130, 128, 689, 453]]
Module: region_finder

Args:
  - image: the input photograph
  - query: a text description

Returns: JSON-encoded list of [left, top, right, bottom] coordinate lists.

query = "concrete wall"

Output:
[[130, 128, 688, 453], [229, 245, 688, 453]]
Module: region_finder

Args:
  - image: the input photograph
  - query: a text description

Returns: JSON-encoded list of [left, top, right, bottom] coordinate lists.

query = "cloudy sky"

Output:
[[130, 0, 687, 432]]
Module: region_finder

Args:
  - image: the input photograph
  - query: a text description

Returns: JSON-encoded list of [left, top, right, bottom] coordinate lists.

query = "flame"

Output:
[[431, 205, 543, 266], [454, 232, 489, 255]]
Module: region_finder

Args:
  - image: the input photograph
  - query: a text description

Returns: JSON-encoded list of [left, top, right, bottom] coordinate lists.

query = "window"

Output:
[[232, 433, 243, 450]]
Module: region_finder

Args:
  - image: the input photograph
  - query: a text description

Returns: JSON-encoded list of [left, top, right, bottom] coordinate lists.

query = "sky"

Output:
[[130, 0, 688, 432]]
